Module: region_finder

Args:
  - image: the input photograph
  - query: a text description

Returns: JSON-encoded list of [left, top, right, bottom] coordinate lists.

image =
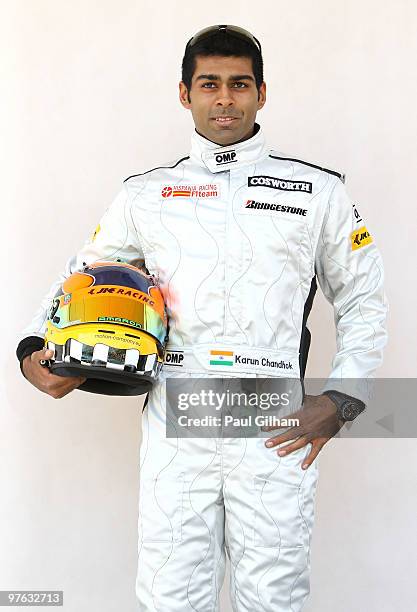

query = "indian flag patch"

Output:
[[210, 350, 234, 366]]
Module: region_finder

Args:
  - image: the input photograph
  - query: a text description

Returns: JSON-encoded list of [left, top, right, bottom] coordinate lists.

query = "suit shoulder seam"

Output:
[[269, 154, 345, 182], [123, 156, 190, 183]]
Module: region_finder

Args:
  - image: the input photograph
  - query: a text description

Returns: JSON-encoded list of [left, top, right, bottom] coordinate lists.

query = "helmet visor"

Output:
[[50, 285, 167, 345]]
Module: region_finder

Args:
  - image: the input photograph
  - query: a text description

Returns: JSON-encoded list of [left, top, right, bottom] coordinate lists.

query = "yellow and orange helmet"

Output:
[[45, 261, 168, 395]]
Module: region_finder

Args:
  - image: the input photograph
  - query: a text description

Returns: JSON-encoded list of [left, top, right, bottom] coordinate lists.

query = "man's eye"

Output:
[[201, 82, 248, 88]]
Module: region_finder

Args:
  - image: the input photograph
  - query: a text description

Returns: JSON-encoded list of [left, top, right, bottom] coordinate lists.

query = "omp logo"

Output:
[[248, 175, 313, 193], [215, 150, 237, 165], [244, 200, 307, 216], [352, 203, 362, 224], [351, 226, 373, 251], [164, 350, 184, 366]]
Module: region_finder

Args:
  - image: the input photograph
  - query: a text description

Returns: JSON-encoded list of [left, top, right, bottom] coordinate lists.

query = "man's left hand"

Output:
[[263, 394, 345, 469]]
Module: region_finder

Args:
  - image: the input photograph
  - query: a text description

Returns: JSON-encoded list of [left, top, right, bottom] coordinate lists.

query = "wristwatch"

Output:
[[322, 390, 366, 423]]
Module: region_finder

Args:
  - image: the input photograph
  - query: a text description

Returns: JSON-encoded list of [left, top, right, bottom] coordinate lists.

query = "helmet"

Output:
[[44, 261, 168, 395]]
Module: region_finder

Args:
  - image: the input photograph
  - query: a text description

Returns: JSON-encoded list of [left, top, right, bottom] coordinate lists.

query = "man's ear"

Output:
[[257, 81, 266, 109], [179, 81, 191, 109]]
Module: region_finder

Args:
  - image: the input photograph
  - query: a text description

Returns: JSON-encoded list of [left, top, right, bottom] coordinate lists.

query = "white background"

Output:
[[1, 1, 416, 610]]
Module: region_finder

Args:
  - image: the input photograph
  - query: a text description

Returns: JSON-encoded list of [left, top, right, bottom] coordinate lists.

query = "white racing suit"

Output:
[[17, 123, 388, 610]]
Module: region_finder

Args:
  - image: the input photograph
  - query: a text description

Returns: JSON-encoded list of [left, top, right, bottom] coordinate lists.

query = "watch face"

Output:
[[342, 401, 357, 421]]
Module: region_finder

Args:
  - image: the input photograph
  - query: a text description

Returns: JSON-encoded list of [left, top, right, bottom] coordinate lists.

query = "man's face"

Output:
[[179, 55, 266, 146]]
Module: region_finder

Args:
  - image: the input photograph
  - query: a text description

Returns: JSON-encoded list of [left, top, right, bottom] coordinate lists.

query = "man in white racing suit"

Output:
[[17, 25, 388, 611]]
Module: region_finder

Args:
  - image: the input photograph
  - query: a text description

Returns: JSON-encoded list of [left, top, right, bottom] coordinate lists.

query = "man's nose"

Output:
[[215, 84, 234, 105]]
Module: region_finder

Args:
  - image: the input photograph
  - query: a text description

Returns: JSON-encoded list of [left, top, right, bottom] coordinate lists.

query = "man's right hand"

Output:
[[22, 348, 86, 399]]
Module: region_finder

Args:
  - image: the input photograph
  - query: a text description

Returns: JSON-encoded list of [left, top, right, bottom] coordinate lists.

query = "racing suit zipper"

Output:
[[222, 169, 231, 338]]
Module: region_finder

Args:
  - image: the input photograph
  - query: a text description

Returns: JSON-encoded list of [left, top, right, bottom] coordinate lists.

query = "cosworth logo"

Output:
[[214, 150, 237, 165], [245, 200, 307, 216], [161, 184, 220, 198], [210, 349, 293, 370], [248, 175, 313, 193]]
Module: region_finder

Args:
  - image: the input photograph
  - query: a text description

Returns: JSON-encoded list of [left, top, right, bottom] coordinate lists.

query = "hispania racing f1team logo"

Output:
[[161, 184, 220, 198], [350, 226, 373, 250]]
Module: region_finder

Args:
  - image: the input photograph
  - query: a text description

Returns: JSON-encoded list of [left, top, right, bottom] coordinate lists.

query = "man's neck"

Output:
[[195, 125, 256, 147]]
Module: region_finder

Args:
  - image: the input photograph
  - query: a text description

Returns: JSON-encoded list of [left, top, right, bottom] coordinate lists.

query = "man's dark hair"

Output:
[[181, 31, 264, 103]]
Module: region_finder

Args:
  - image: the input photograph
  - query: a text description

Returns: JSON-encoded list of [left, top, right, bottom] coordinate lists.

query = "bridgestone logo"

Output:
[[248, 175, 312, 193], [245, 200, 307, 216]]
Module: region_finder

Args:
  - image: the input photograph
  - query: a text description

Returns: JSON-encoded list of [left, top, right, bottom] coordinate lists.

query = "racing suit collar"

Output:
[[190, 122, 269, 173]]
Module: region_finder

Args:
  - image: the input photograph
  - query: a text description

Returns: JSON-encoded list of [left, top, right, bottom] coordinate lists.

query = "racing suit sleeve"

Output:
[[314, 177, 388, 404], [16, 185, 144, 368]]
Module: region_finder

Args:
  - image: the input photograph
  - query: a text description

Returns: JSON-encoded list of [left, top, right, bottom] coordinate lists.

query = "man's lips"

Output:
[[212, 116, 240, 124]]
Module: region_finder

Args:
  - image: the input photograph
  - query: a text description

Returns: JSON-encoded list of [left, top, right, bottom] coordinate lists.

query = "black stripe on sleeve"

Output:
[[269, 155, 345, 183], [123, 156, 190, 183]]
